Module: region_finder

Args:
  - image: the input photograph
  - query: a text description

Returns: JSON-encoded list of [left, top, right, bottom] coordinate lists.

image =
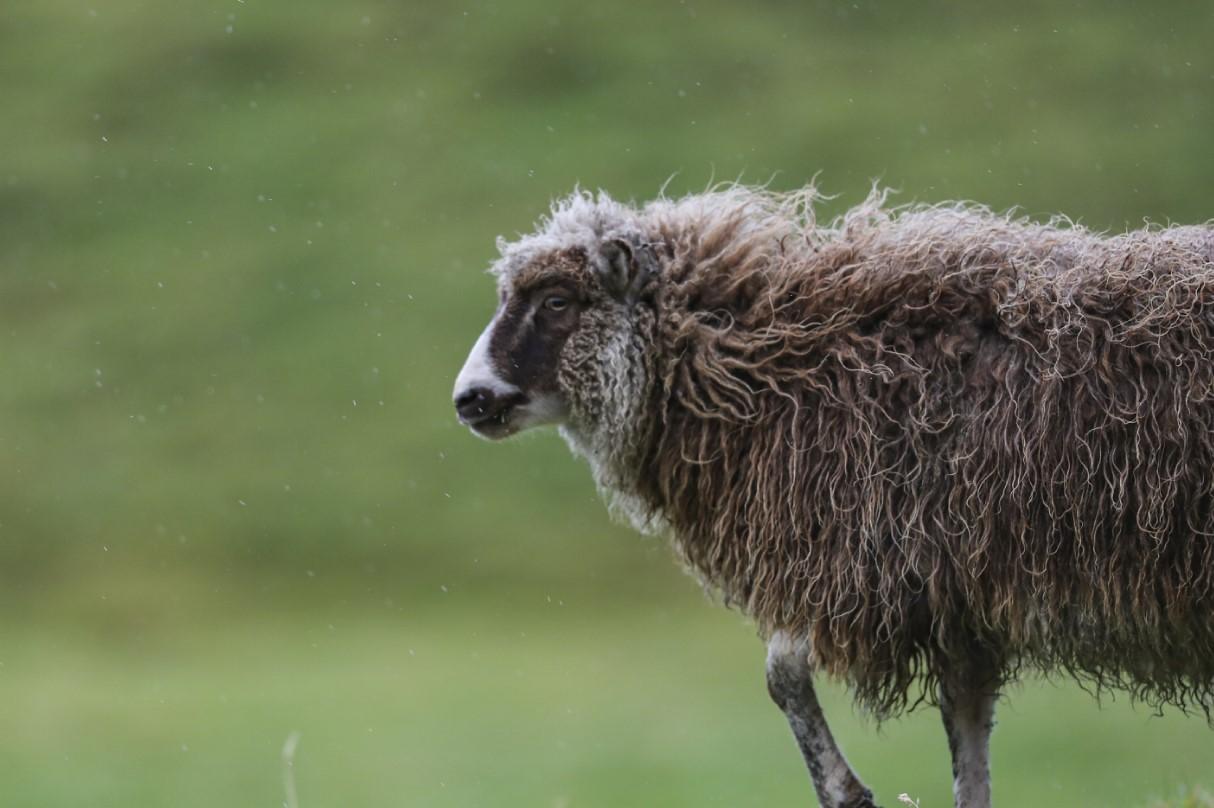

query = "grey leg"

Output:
[[765, 631, 879, 808], [938, 671, 997, 808]]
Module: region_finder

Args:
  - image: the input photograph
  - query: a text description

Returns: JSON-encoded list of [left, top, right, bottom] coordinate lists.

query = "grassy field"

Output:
[[2, 0, 1213, 805], [3, 585, 1213, 808]]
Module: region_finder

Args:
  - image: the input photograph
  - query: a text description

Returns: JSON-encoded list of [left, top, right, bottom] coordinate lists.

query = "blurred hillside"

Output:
[[1, 1, 1212, 806]]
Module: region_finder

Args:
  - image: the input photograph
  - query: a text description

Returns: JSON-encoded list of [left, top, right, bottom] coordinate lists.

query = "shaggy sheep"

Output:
[[452, 184, 1214, 808]]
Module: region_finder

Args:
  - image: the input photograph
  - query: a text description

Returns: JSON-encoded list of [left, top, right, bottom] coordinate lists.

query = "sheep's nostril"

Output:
[[454, 386, 528, 432], [454, 387, 496, 423], [454, 387, 484, 410]]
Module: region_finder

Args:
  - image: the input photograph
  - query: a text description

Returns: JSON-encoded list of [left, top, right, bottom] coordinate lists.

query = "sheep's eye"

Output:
[[543, 295, 569, 312]]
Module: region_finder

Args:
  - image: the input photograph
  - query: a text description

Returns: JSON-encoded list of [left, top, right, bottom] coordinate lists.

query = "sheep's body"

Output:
[[463, 185, 1214, 806], [525, 187, 1214, 718]]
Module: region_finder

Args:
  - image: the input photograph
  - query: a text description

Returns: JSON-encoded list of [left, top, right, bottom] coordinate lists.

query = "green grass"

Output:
[[1148, 790, 1214, 808], [3, 583, 1212, 808], [3, 0, 1214, 804]]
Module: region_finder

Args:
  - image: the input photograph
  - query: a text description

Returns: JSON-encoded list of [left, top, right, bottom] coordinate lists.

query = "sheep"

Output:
[[452, 184, 1214, 808]]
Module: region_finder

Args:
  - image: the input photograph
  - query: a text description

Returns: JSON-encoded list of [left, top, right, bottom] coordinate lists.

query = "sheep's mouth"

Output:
[[463, 394, 527, 440]]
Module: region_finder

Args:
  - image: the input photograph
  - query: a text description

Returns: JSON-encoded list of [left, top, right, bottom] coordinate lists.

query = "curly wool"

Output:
[[576, 186, 1214, 719]]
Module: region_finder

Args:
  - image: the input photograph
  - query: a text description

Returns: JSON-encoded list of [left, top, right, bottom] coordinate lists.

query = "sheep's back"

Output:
[[650, 212, 1214, 717]]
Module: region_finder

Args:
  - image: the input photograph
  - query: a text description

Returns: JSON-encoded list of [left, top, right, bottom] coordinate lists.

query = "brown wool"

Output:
[[502, 185, 1214, 720]]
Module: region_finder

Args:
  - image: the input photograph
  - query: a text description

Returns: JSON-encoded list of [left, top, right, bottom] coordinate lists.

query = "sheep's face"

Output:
[[453, 238, 656, 442]]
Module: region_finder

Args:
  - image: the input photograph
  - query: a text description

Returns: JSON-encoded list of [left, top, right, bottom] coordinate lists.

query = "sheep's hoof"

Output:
[[840, 790, 880, 808]]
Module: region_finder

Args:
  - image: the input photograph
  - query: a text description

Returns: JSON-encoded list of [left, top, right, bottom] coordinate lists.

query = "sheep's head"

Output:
[[453, 234, 659, 445]]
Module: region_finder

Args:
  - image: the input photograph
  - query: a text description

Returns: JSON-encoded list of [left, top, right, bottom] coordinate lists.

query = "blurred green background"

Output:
[[3, 1, 1213, 805]]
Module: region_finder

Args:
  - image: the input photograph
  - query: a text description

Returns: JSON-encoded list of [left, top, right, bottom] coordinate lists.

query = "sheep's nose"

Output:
[[454, 386, 498, 425]]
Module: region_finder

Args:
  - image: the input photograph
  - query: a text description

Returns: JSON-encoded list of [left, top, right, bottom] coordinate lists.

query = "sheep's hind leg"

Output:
[[765, 631, 879, 808], [938, 670, 997, 808]]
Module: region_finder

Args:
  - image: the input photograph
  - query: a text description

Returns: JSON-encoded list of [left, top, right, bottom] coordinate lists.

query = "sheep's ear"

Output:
[[598, 237, 655, 302]]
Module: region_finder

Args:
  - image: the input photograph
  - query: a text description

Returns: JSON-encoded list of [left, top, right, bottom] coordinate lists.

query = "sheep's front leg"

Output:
[[766, 631, 879, 808], [938, 671, 998, 808]]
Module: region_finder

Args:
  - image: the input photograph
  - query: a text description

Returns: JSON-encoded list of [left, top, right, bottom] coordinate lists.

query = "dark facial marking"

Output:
[[487, 250, 590, 397]]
